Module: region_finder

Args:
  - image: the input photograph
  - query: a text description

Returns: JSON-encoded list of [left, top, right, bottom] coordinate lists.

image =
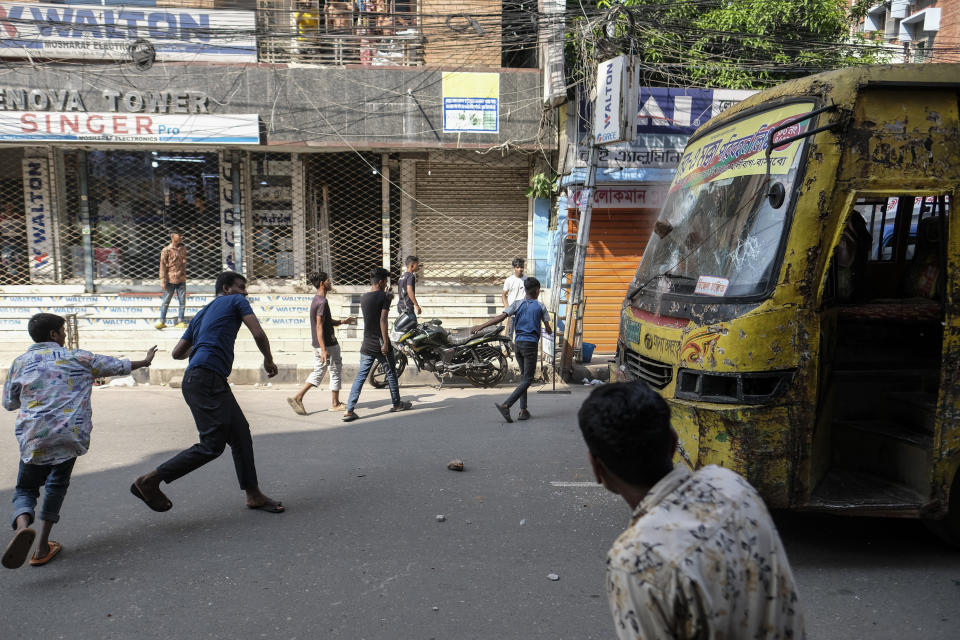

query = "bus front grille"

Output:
[[624, 348, 673, 389]]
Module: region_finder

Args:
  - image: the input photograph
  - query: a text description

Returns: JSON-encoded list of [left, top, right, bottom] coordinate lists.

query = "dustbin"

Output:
[[581, 342, 596, 364]]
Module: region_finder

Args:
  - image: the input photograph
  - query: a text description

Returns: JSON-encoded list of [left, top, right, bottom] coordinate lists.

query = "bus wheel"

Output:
[[923, 470, 960, 546]]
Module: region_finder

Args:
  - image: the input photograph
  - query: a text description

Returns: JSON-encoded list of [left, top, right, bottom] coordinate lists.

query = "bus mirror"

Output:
[[768, 182, 786, 209]]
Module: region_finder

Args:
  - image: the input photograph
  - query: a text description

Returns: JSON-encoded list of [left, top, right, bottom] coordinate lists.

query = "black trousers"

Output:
[[504, 340, 538, 410], [156, 367, 259, 491]]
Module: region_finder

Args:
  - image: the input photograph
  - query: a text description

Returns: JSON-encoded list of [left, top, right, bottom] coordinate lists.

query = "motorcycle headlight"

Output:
[[675, 369, 794, 405]]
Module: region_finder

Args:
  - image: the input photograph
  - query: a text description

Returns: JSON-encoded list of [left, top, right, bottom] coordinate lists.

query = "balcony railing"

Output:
[[258, 5, 424, 66]]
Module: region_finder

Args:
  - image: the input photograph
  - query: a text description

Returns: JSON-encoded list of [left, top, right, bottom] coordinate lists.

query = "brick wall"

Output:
[[421, 0, 502, 67], [931, 0, 960, 62]]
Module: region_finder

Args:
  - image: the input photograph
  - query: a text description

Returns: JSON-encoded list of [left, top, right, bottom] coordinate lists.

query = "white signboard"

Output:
[[593, 56, 631, 145], [219, 151, 241, 273], [0, 3, 257, 62], [21, 157, 55, 281], [0, 112, 259, 144], [442, 72, 499, 134], [570, 185, 668, 210]]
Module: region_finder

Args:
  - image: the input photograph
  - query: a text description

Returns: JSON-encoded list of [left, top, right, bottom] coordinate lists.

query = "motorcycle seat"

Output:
[[447, 325, 500, 346]]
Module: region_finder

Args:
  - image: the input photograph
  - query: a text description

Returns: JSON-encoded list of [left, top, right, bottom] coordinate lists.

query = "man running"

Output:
[[131, 271, 284, 514]]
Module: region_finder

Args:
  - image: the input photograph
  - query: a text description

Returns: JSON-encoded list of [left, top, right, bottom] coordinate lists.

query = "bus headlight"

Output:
[[675, 369, 795, 404]]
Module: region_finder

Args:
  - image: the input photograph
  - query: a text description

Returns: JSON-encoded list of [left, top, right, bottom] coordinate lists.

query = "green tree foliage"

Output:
[[574, 0, 889, 89]]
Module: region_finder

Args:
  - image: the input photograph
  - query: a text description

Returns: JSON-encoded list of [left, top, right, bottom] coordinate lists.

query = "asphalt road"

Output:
[[0, 382, 957, 639]]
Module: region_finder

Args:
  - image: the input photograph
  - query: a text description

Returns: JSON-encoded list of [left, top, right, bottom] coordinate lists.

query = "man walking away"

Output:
[[578, 381, 805, 640], [131, 271, 285, 514], [501, 257, 525, 340], [343, 267, 412, 422], [473, 276, 550, 423], [3, 313, 155, 568], [287, 271, 356, 415], [396, 255, 422, 328], [157, 228, 187, 329]]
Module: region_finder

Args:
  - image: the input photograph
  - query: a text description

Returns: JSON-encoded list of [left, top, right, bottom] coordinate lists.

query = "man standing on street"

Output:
[[131, 271, 285, 514], [577, 381, 805, 639], [156, 228, 187, 329], [396, 255, 422, 327], [342, 267, 412, 422], [501, 257, 525, 340], [287, 271, 355, 415]]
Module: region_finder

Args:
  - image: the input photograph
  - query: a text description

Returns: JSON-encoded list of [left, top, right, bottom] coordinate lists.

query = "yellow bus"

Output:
[[612, 63, 960, 542]]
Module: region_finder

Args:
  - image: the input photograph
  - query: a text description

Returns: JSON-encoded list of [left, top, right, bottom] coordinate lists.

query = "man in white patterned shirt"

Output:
[[578, 381, 805, 640]]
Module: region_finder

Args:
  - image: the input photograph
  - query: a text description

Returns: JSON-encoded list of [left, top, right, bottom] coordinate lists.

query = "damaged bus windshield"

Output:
[[634, 101, 815, 299]]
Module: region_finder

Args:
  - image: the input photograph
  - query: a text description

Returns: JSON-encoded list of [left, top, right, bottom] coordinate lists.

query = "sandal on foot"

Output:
[[130, 479, 173, 512], [390, 400, 413, 412], [29, 541, 61, 566], [287, 397, 307, 416], [247, 500, 285, 513], [517, 409, 531, 421], [329, 403, 347, 412], [494, 403, 513, 423], [2, 528, 36, 569]]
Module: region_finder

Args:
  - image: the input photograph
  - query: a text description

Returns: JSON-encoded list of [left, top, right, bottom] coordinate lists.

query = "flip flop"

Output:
[[29, 541, 61, 567], [247, 500, 285, 513], [130, 480, 173, 512], [287, 397, 307, 416], [2, 528, 36, 569]]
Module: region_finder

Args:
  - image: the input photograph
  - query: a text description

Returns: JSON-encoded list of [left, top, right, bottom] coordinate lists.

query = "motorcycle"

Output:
[[369, 315, 513, 388]]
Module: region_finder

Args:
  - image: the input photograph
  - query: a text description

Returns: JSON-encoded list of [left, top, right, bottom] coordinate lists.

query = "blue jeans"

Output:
[[346, 351, 400, 413], [160, 282, 186, 323], [504, 340, 538, 410], [11, 458, 77, 529]]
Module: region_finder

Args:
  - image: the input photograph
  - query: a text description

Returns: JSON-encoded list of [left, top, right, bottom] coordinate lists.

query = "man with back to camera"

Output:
[[396, 255, 422, 327], [342, 267, 412, 422], [577, 381, 805, 639], [131, 271, 285, 515]]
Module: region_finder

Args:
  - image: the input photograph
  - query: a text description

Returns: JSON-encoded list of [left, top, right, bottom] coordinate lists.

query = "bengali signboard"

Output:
[[671, 102, 816, 192], [0, 112, 259, 144], [0, 3, 257, 62], [569, 185, 668, 210], [442, 72, 499, 134], [575, 86, 756, 170]]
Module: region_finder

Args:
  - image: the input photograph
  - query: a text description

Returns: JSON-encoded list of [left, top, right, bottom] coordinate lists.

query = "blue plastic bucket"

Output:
[[581, 342, 596, 364]]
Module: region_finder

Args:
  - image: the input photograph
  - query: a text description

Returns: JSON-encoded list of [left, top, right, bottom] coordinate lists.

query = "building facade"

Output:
[[858, 0, 960, 62], [0, 0, 551, 291]]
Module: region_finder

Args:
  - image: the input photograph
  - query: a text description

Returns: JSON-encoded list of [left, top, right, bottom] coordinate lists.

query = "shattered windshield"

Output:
[[634, 102, 815, 299]]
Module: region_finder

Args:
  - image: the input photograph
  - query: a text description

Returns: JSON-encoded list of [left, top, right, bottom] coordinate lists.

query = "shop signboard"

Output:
[[0, 112, 260, 144], [0, 3, 257, 63], [21, 157, 55, 282]]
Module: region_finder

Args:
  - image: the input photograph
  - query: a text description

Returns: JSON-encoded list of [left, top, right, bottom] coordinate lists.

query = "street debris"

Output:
[[105, 375, 136, 388], [432, 607, 439, 612], [436, 514, 446, 522], [547, 573, 560, 581], [520, 519, 526, 526], [447, 459, 464, 471], [582, 378, 603, 386]]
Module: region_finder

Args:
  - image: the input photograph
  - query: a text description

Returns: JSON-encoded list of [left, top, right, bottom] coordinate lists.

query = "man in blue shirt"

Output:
[[472, 277, 551, 423], [130, 271, 285, 514]]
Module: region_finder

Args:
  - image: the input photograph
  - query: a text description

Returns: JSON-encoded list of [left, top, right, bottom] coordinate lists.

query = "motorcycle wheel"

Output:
[[463, 346, 507, 388], [369, 350, 408, 388]]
